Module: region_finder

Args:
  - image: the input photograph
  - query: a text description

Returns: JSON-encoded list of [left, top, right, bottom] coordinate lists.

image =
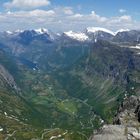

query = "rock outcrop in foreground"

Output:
[[90, 96, 140, 140]]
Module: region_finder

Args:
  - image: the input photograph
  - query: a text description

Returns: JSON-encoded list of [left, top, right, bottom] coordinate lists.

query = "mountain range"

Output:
[[0, 27, 140, 139], [2, 27, 140, 43]]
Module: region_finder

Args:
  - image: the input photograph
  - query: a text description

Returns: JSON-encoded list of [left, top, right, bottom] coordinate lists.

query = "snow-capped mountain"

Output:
[[86, 27, 115, 36], [35, 28, 60, 40], [1, 27, 140, 44], [63, 27, 140, 44], [64, 31, 89, 42], [35, 28, 48, 35], [85, 27, 115, 42], [115, 29, 130, 35], [3, 28, 59, 41], [2, 28, 60, 45], [4, 28, 47, 36], [62, 27, 116, 42]]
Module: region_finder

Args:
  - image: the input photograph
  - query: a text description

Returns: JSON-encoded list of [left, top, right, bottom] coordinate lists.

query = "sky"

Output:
[[0, 0, 140, 32]]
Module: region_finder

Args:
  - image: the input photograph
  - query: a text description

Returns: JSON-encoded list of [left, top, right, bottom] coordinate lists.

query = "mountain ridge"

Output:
[[1, 27, 140, 44]]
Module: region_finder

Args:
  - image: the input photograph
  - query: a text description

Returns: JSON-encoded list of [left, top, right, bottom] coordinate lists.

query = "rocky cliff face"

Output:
[[90, 95, 140, 140], [114, 95, 140, 125], [0, 64, 20, 94]]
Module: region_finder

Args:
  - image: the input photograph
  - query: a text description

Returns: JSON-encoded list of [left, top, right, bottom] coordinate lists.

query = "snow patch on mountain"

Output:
[[86, 27, 115, 36], [64, 31, 89, 41], [130, 44, 140, 50], [35, 28, 48, 34], [14, 29, 24, 33], [6, 31, 13, 34], [115, 29, 130, 35], [35, 28, 60, 40]]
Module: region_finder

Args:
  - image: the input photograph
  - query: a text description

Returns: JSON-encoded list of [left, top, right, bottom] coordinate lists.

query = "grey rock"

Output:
[[0, 64, 21, 94], [91, 96, 140, 140]]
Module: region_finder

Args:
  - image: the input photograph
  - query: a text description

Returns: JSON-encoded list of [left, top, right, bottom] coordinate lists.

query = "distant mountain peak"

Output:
[[115, 29, 130, 35], [86, 27, 115, 36], [3, 27, 140, 44], [64, 31, 89, 41], [35, 28, 49, 34]]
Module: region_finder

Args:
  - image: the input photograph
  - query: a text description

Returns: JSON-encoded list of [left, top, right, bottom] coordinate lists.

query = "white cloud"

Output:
[[109, 15, 132, 24], [90, 11, 108, 22], [69, 11, 107, 23], [53, 6, 74, 16], [0, 8, 139, 32], [4, 9, 55, 18], [4, 0, 50, 9], [119, 9, 127, 13], [120, 15, 132, 21], [28, 9, 55, 17], [71, 14, 83, 18]]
